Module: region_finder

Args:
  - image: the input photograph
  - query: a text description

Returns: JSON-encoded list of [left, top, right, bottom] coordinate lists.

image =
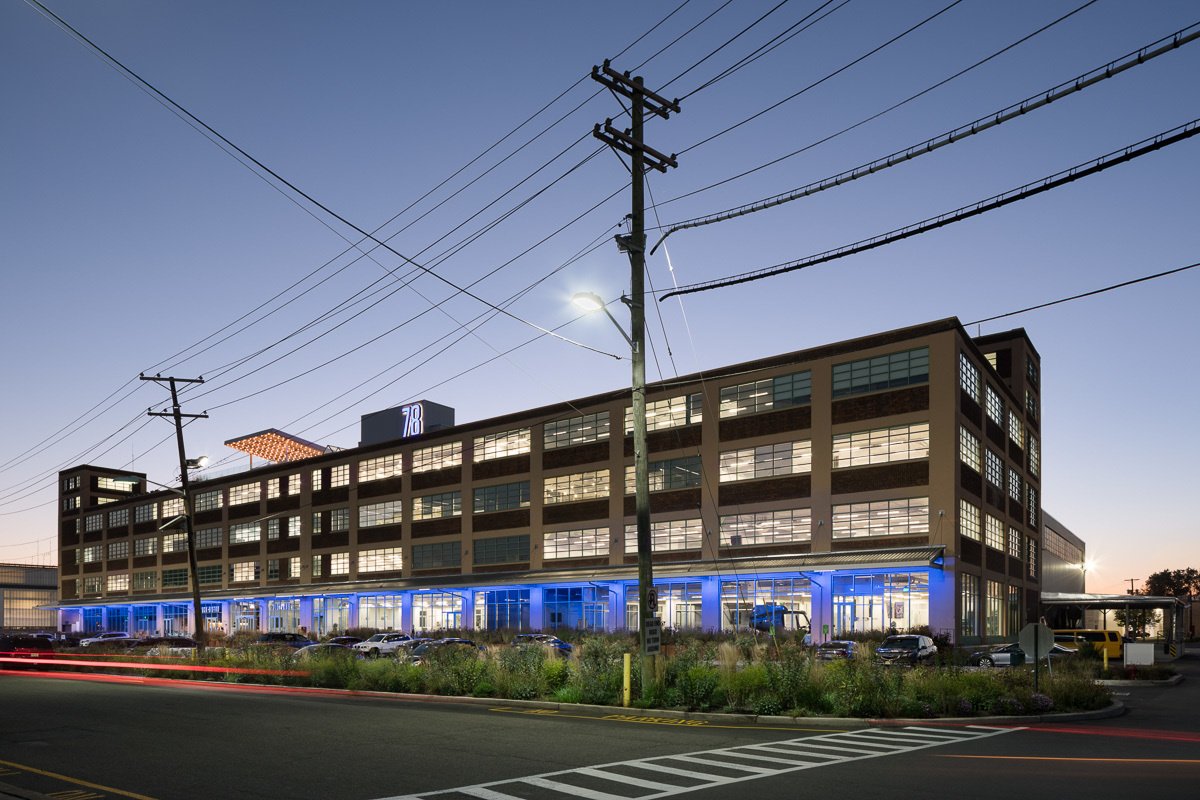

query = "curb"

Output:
[[0, 781, 53, 800], [1098, 673, 1183, 687]]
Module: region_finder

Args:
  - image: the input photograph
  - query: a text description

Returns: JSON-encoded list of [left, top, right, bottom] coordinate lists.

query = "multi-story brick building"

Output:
[[54, 317, 1041, 644]]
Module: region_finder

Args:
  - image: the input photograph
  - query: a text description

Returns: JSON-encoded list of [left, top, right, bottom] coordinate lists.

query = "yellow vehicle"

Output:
[[1054, 629, 1122, 659]]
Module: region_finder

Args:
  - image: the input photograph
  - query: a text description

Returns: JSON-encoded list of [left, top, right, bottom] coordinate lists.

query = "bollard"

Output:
[[623, 652, 631, 707]]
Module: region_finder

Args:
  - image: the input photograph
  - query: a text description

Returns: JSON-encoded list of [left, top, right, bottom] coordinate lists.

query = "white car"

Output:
[[352, 632, 413, 657], [80, 632, 133, 647]]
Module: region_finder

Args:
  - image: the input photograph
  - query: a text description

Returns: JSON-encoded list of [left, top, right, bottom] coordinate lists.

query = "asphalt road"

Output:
[[1, 653, 1196, 800]]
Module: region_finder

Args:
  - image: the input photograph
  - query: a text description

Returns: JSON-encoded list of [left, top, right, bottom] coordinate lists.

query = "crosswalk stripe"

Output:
[[523, 776, 628, 800], [656, 754, 776, 774], [576, 767, 683, 791]]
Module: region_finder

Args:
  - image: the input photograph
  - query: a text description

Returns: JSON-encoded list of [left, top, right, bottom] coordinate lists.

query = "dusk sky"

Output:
[[2, 0, 1196, 594]]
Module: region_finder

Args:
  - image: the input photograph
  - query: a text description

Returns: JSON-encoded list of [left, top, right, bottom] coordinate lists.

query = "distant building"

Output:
[[0, 563, 58, 631], [53, 317, 1042, 644]]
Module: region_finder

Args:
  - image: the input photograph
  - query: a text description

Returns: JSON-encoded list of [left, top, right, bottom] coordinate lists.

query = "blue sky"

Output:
[[1, 1, 1196, 593]]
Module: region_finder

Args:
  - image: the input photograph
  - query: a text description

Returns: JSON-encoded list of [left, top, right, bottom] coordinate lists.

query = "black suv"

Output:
[[0, 634, 54, 664], [875, 634, 938, 665], [254, 632, 314, 648]]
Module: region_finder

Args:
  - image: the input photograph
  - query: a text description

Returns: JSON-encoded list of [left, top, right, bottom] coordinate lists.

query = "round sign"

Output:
[[646, 588, 658, 614], [1018, 622, 1055, 661]]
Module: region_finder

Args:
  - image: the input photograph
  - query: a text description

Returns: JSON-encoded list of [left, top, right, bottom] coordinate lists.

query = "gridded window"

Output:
[[311, 513, 323, 534], [832, 347, 928, 398], [626, 394, 704, 432], [1027, 538, 1039, 578], [134, 571, 156, 590], [360, 501, 403, 528], [831, 498, 929, 538], [229, 482, 261, 506], [82, 545, 101, 563], [360, 547, 403, 573], [959, 499, 981, 541], [267, 479, 281, 500], [135, 503, 156, 523], [81, 576, 101, 594], [63, 476, 80, 492], [134, 537, 157, 557], [162, 568, 189, 588], [545, 411, 610, 449], [229, 562, 259, 582], [330, 553, 349, 575], [412, 541, 462, 570], [474, 535, 530, 565], [229, 522, 261, 544], [720, 441, 811, 481], [1027, 487, 1039, 528], [960, 572, 979, 638], [474, 481, 531, 513], [311, 556, 323, 578], [288, 557, 300, 579], [85, 513, 103, 532], [1028, 436, 1040, 477], [412, 491, 462, 521], [267, 559, 281, 580], [287, 474, 300, 495], [267, 518, 280, 540], [626, 456, 703, 493], [162, 497, 183, 518], [473, 429, 531, 462], [984, 514, 1005, 551], [832, 423, 928, 469], [624, 518, 703, 553], [196, 527, 222, 549], [413, 441, 462, 472], [194, 490, 223, 512], [1027, 356, 1040, 387], [544, 469, 609, 504], [986, 580, 1004, 636], [1008, 468, 1022, 501], [543, 527, 609, 560], [330, 464, 350, 488], [107, 540, 129, 559], [62, 496, 80, 511], [1008, 411, 1025, 449], [1008, 526, 1023, 559], [959, 352, 980, 400], [360, 453, 402, 482], [985, 449, 1003, 488], [330, 508, 350, 532], [108, 507, 129, 527], [720, 508, 811, 546], [1026, 388, 1039, 421], [285, 515, 301, 537], [311, 469, 323, 491], [719, 371, 811, 418], [959, 427, 981, 472], [162, 533, 187, 553], [106, 574, 129, 592], [985, 386, 1004, 426], [197, 565, 223, 585], [97, 476, 137, 492]]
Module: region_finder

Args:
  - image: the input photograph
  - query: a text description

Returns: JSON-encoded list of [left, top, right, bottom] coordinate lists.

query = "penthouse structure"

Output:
[[54, 317, 1042, 644]]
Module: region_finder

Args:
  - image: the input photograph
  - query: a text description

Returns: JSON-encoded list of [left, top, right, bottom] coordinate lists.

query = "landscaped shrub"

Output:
[[573, 637, 629, 705], [495, 644, 547, 700], [424, 646, 492, 696], [719, 663, 769, 712]]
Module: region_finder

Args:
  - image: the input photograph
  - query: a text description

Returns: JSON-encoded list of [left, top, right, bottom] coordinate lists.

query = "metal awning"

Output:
[[1041, 592, 1189, 610], [223, 429, 327, 463]]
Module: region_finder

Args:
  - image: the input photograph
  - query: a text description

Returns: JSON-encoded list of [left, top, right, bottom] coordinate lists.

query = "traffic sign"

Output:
[[643, 617, 662, 655], [646, 588, 658, 614], [1018, 622, 1055, 662]]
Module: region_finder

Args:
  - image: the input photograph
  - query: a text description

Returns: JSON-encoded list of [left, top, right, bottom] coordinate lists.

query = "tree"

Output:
[[1143, 568, 1200, 597]]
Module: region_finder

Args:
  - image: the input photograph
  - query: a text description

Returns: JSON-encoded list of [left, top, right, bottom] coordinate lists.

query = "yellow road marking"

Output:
[[941, 755, 1200, 765], [486, 706, 845, 732], [0, 757, 161, 800]]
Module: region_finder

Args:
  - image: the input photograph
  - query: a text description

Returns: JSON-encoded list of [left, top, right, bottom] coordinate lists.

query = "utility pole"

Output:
[[141, 374, 208, 654], [591, 60, 679, 697], [1126, 578, 1139, 595]]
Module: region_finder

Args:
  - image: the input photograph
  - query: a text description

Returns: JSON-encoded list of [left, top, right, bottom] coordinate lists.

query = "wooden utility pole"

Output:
[[141, 374, 208, 654], [592, 60, 679, 695]]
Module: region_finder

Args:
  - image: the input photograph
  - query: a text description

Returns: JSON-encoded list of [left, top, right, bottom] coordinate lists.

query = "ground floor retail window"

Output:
[[163, 603, 189, 636], [545, 586, 609, 631], [233, 601, 260, 633], [831, 571, 929, 634], [626, 582, 702, 631], [360, 594, 403, 631], [475, 589, 530, 630], [413, 592, 463, 632], [720, 578, 811, 632], [106, 607, 130, 635], [313, 597, 351, 636], [134, 605, 157, 634], [83, 607, 103, 632], [268, 599, 300, 632]]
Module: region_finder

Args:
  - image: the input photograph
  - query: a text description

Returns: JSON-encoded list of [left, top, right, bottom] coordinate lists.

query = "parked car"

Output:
[[136, 636, 199, 657], [0, 634, 55, 659], [253, 632, 314, 649], [391, 638, 434, 658], [1054, 629, 1122, 659], [815, 640, 859, 660], [967, 641, 1077, 668], [407, 638, 482, 665], [510, 633, 573, 655], [327, 636, 364, 648], [79, 632, 133, 648], [352, 632, 413, 658], [290, 643, 364, 662], [875, 634, 937, 666]]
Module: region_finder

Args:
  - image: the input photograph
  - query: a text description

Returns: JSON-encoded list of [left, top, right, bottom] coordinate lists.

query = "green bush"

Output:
[[424, 647, 492, 696], [573, 637, 628, 705], [719, 663, 770, 712]]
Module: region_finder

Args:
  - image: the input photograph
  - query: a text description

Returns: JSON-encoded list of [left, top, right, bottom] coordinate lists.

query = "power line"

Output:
[[650, 20, 1200, 251], [965, 261, 1200, 326], [659, 118, 1200, 300]]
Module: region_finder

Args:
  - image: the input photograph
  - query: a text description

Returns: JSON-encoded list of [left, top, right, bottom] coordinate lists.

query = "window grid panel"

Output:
[[959, 499, 981, 541], [196, 527, 222, 549], [473, 429, 531, 462], [1007, 526, 1023, 559], [360, 547, 403, 573], [473, 535, 531, 565], [194, 490, 223, 512], [330, 553, 349, 575], [625, 456, 703, 494], [624, 393, 704, 432], [228, 482, 261, 506], [719, 371, 811, 418], [544, 469, 610, 504], [108, 508, 129, 527], [831, 498, 930, 539], [831, 423, 928, 469], [230, 562, 259, 583], [1008, 410, 1025, 449], [329, 464, 350, 488], [1008, 468, 1022, 501], [545, 411, 611, 449], [229, 522, 261, 544], [719, 440, 812, 482], [959, 352, 980, 401], [985, 386, 1004, 425], [331, 508, 350, 532], [543, 527, 610, 559], [624, 518, 703, 553], [474, 481, 531, 514], [959, 426, 981, 472], [412, 541, 461, 570], [107, 541, 128, 559], [107, 574, 129, 592], [985, 514, 1005, 551], [360, 453, 403, 482], [134, 537, 157, 557], [985, 449, 1004, 488], [719, 508, 811, 546], [412, 441, 462, 472], [1028, 436, 1040, 477], [134, 504, 156, 523], [412, 491, 462, 521], [831, 347, 928, 399], [360, 501, 403, 528]]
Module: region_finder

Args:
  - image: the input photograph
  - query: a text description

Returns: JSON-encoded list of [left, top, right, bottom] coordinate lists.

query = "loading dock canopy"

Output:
[[1041, 592, 1189, 612]]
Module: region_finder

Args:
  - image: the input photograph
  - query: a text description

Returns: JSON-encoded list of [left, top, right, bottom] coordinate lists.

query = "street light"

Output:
[[572, 290, 657, 692]]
